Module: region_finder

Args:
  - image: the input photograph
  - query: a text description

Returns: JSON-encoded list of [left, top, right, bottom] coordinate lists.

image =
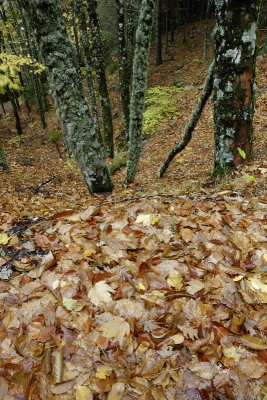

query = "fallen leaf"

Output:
[[99, 316, 130, 346], [76, 386, 93, 400], [95, 365, 113, 379], [88, 281, 115, 306], [0, 233, 9, 245], [167, 269, 183, 290]]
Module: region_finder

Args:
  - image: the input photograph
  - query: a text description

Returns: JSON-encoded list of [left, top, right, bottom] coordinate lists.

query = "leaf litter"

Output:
[[0, 194, 267, 399]]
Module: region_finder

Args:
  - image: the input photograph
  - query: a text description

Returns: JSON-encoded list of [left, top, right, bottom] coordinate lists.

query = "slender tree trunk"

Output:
[[0, 143, 9, 172], [125, 0, 156, 183], [75, 0, 101, 139], [18, 0, 112, 194], [158, 60, 215, 178], [87, 0, 114, 158], [156, 0, 163, 65], [9, 90, 23, 136], [115, 0, 131, 135], [213, 0, 259, 176]]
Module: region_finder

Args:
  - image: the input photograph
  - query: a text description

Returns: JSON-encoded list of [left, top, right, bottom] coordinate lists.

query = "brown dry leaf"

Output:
[[80, 206, 99, 221], [240, 335, 267, 350], [95, 365, 113, 379], [107, 382, 125, 400], [88, 281, 115, 306], [99, 316, 130, 346], [180, 228, 194, 243], [167, 269, 183, 289], [186, 279, 205, 295]]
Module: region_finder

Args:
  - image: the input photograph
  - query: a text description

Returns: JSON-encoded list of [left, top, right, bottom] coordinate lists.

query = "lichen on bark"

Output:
[[213, 0, 260, 176], [18, 0, 112, 194], [125, 0, 156, 184]]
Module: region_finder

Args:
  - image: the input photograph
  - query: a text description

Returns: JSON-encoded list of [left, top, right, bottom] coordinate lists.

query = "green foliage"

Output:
[[106, 59, 119, 74], [109, 152, 127, 175], [48, 131, 62, 143], [237, 147, 246, 159], [9, 136, 21, 147], [143, 86, 182, 135], [65, 157, 77, 171]]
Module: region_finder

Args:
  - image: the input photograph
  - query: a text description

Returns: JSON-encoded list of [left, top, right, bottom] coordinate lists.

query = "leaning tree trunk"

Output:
[[115, 0, 131, 136], [125, 0, 156, 184], [213, 0, 259, 176], [18, 0, 112, 194], [87, 0, 114, 158]]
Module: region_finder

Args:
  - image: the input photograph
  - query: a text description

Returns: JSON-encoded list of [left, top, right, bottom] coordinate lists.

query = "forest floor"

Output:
[[0, 21, 267, 400]]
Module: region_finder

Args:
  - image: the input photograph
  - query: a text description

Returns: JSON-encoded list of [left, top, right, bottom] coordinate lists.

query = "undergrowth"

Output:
[[143, 86, 183, 135]]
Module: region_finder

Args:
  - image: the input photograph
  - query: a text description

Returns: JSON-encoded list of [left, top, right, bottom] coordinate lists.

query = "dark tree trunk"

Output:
[[115, 0, 131, 136], [87, 0, 114, 158], [156, 0, 163, 65], [0, 143, 9, 172], [18, 0, 112, 194], [213, 0, 259, 176], [9, 90, 23, 136], [125, 0, 156, 183]]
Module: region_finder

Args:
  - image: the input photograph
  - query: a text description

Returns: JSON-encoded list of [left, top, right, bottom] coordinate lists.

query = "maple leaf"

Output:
[[99, 316, 130, 346], [88, 281, 115, 306]]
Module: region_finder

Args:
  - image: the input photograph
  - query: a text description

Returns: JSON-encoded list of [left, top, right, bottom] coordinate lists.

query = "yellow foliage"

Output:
[[0, 52, 45, 95]]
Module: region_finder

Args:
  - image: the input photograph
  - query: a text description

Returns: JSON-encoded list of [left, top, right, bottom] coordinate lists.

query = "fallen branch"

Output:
[[157, 59, 215, 178], [32, 175, 57, 194]]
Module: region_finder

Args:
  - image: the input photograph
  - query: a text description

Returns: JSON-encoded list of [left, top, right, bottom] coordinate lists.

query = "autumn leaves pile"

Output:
[[0, 196, 267, 399]]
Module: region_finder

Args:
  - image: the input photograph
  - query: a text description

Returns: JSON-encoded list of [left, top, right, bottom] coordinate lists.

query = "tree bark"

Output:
[[213, 0, 259, 176], [18, 0, 112, 194], [115, 0, 131, 135], [125, 0, 156, 184], [87, 0, 114, 158], [158, 60, 215, 178], [75, 0, 101, 139], [155, 0, 163, 65], [0, 143, 9, 172]]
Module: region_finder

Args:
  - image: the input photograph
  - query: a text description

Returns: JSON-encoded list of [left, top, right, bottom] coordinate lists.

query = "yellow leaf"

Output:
[[95, 365, 113, 379], [233, 275, 244, 282], [83, 248, 96, 257], [167, 269, 183, 290], [0, 233, 9, 245], [247, 276, 267, 303], [152, 216, 160, 225], [99, 316, 130, 346], [138, 282, 146, 290], [263, 254, 267, 263], [76, 386, 93, 400], [169, 334, 184, 344]]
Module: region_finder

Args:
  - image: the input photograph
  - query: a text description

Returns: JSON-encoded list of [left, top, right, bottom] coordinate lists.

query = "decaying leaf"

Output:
[[95, 365, 113, 379], [0, 233, 9, 245], [107, 382, 125, 400], [88, 281, 115, 306], [99, 316, 130, 346]]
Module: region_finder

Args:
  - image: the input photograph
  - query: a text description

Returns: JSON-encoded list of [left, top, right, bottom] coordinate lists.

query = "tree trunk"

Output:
[[213, 0, 259, 176], [115, 0, 131, 135], [158, 60, 215, 178], [18, 0, 112, 194], [75, 0, 101, 139], [125, 0, 156, 184], [87, 0, 114, 158], [0, 143, 9, 172], [9, 90, 23, 136], [155, 0, 163, 65]]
